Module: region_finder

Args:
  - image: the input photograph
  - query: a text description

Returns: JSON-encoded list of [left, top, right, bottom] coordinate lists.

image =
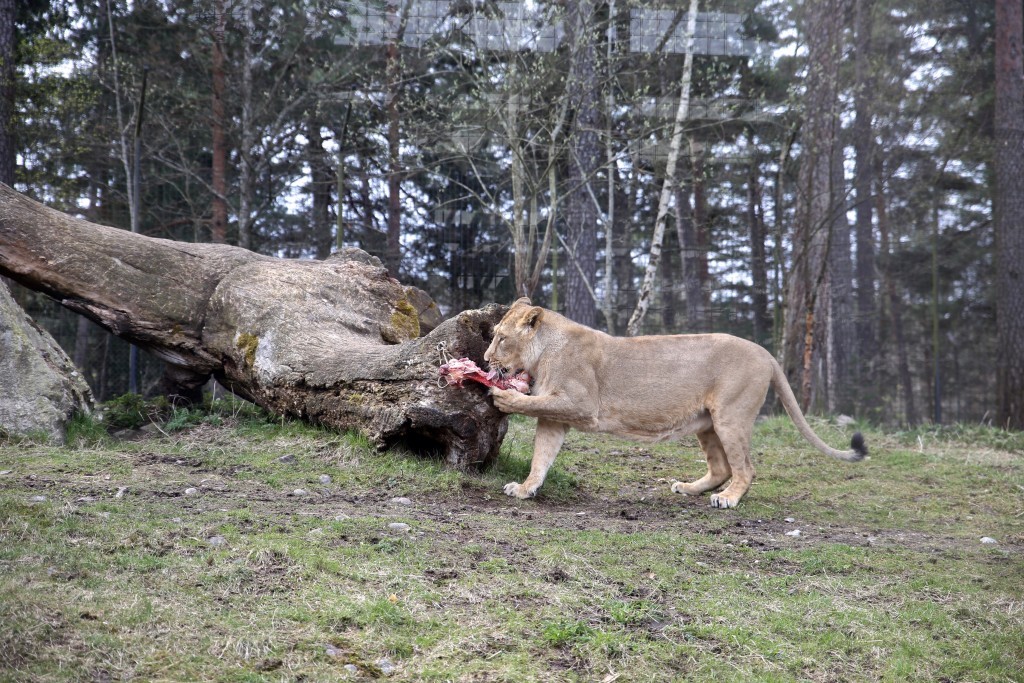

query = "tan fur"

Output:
[[484, 298, 866, 508]]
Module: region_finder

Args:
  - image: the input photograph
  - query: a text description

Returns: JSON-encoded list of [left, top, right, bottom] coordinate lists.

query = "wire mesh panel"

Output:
[[629, 9, 755, 56], [335, 1, 564, 51]]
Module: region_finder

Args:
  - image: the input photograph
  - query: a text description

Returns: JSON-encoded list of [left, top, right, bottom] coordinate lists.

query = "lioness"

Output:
[[485, 298, 866, 508]]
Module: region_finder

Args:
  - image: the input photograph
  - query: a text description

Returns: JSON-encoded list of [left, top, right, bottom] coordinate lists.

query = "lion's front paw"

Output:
[[490, 388, 517, 414], [503, 481, 534, 499]]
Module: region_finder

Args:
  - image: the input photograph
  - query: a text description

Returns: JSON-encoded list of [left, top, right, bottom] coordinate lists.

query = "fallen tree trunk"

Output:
[[0, 184, 508, 468]]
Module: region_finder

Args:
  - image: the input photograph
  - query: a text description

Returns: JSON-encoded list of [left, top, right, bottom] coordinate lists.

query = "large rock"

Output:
[[0, 281, 93, 443]]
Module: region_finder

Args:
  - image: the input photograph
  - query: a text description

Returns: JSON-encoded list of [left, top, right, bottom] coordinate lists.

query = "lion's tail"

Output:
[[769, 360, 867, 462]]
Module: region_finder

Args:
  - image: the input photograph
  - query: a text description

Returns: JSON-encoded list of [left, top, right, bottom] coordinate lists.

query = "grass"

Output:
[[1, 408, 1022, 682]]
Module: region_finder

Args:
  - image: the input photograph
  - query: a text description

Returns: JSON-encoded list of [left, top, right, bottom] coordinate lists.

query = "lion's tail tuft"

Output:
[[850, 432, 868, 459]]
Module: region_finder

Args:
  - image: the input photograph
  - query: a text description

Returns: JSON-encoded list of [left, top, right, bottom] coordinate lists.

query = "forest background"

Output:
[[2, 0, 1022, 430]]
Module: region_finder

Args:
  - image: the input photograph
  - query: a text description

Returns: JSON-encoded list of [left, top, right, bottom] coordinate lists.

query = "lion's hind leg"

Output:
[[671, 428, 731, 497], [707, 420, 755, 509]]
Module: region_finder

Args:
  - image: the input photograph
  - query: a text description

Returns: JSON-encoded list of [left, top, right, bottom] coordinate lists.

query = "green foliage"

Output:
[[895, 423, 1024, 453], [542, 619, 595, 648], [101, 393, 159, 430], [65, 411, 108, 445]]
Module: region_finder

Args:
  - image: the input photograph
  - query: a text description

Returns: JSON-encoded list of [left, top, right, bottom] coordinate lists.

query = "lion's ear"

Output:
[[513, 296, 532, 307], [521, 306, 543, 330]]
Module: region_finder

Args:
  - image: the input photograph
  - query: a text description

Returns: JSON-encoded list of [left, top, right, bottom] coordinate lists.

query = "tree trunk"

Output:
[[0, 0, 14, 187], [689, 137, 709, 331], [747, 145, 770, 347], [210, 0, 228, 245], [827, 151, 855, 415], [563, 0, 600, 328], [784, 0, 849, 412], [875, 172, 917, 426], [626, 0, 698, 337], [995, 0, 1024, 430], [0, 184, 508, 468], [385, 41, 402, 276], [308, 117, 333, 259], [660, 226, 677, 332], [675, 179, 702, 333], [852, 0, 878, 412], [237, 0, 255, 250]]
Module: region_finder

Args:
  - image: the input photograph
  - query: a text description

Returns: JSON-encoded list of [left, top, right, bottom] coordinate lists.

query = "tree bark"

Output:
[[995, 0, 1024, 430], [747, 144, 770, 347], [852, 0, 878, 411], [0, 0, 14, 187], [563, 0, 600, 328], [675, 179, 702, 332], [875, 174, 917, 426], [689, 137, 709, 331], [237, 0, 256, 251], [210, 0, 229, 245], [827, 151, 855, 415], [784, 0, 849, 412], [0, 184, 510, 468], [308, 116, 333, 259]]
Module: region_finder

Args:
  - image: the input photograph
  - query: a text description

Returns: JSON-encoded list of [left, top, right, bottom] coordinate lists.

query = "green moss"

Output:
[[236, 332, 259, 367], [390, 299, 420, 339]]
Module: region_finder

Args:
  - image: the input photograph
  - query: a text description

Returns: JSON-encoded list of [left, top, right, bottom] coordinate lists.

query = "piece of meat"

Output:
[[439, 358, 530, 393]]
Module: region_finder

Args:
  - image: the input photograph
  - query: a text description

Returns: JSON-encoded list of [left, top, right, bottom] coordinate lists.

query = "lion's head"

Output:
[[484, 297, 544, 376]]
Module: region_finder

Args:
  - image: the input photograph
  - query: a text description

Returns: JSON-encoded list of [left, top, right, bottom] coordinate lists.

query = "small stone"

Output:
[[785, 529, 802, 538], [344, 664, 359, 674], [76, 496, 96, 503], [172, 518, 183, 523], [319, 474, 332, 485], [376, 657, 396, 676], [291, 488, 308, 496], [184, 487, 199, 496], [390, 497, 412, 506], [980, 537, 998, 545], [114, 486, 127, 499], [277, 454, 296, 464], [388, 522, 411, 533], [334, 513, 351, 521], [324, 644, 342, 657], [208, 535, 228, 548], [836, 414, 856, 427], [0, 470, 11, 475], [784, 517, 796, 523], [29, 495, 47, 502]]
